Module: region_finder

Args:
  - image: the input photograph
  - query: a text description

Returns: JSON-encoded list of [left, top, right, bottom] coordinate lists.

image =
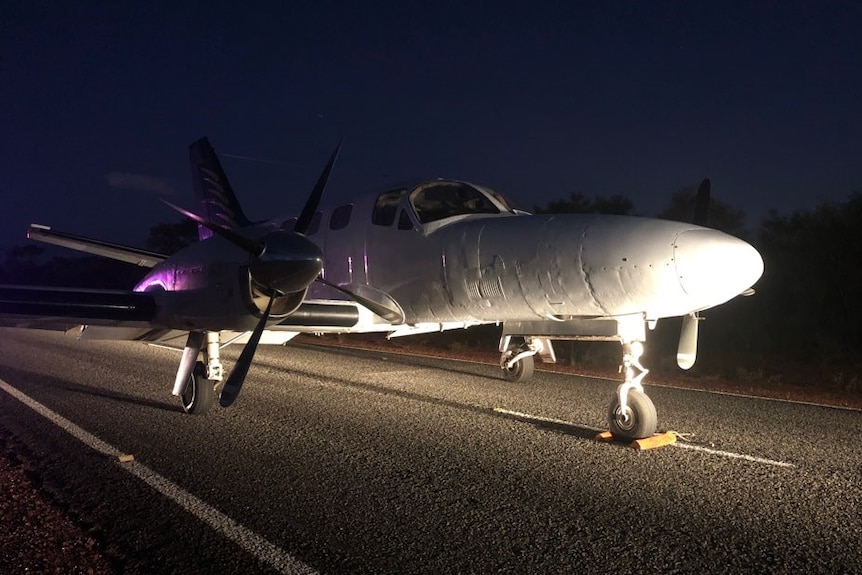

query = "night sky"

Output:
[[2, 1, 861, 250]]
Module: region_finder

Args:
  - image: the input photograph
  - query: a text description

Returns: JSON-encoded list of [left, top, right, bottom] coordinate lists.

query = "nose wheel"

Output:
[[607, 387, 656, 439], [606, 341, 657, 440]]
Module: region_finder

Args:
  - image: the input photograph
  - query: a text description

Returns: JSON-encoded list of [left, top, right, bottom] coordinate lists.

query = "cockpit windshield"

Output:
[[409, 181, 503, 224]]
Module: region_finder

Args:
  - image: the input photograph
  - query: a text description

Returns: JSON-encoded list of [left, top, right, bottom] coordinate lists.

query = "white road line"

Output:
[[493, 407, 604, 432], [670, 442, 795, 468], [494, 407, 795, 468], [0, 378, 318, 575], [317, 343, 861, 412]]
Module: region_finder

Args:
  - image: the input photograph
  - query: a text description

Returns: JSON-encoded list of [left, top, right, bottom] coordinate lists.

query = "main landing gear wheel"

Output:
[[501, 350, 534, 382], [181, 361, 215, 415], [607, 387, 657, 440]]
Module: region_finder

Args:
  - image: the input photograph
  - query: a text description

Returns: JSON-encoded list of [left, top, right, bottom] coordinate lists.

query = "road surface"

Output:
[[0, 329, 860, 573]]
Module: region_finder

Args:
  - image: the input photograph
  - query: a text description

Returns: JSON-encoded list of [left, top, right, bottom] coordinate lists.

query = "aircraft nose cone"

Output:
[[673, 229, 764, 306]]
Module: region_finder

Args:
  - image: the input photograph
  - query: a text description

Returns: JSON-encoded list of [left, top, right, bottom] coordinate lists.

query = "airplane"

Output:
[[0, 138, 764, 440]]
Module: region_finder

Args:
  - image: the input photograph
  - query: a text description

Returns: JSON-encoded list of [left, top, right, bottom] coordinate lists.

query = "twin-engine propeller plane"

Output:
[[0, 138, 763, 439]]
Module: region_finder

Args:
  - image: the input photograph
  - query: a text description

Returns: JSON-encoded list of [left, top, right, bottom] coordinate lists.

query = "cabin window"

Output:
[[330, 204, 353, 231], [372, 189, 405, 226], [410, 181, 500, 224]]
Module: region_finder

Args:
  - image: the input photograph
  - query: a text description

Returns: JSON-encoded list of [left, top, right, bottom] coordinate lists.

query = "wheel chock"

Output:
[[594, 431, 677, 450], [630, 432, 677, 450]]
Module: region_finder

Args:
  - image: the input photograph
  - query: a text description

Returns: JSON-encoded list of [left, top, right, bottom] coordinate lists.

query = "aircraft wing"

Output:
[[0, 285, 158, 333], [27, 224, 167, 267]]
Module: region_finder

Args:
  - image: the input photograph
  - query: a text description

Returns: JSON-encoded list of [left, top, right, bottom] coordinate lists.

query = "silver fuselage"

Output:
[[135, 180, 763, 335]]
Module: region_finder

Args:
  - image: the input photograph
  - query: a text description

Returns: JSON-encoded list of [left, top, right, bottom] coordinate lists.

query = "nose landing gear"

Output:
[[607, 341, 656, 439]]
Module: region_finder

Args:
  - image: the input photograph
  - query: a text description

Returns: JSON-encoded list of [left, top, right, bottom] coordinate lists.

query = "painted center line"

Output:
[[0, 378, 318, 575], [493, 407, 795, 468], [670, 442, 795, 468]]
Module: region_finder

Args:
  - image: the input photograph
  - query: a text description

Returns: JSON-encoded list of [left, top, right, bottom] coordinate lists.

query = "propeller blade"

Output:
[[162, 200, 264, 256], [316, 278, 404, 323], [295, 142, 342, 235], [219, 296, 274, 407], [677, 313, 700, 370], [694, 178, 711, 227]]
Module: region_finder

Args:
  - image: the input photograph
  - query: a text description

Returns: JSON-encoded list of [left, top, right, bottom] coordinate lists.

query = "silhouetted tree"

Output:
[[657, 184, 746, 237], [0, 245, 145, 288], [755, 193, 862, 371], [144, 219, 198, 254], [0, 245, 47, 284]]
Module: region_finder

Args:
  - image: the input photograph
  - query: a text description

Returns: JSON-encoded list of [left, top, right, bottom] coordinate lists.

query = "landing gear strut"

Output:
[[499, 336, 554, 383], [498, 319, 659, 441], [174, 331, 222, 415], [500, 343, 535, 382], [607, 341, 656, 439]]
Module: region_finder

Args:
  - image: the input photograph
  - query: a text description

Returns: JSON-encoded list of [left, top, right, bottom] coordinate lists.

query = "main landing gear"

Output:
[[175, 331, 222, 415], [499, 334, 658, 440], [181, 361, 215, 415], [499, 336, 554, 383]]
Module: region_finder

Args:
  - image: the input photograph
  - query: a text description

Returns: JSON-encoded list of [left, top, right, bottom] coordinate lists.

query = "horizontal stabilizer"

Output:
[[28, 225, 166, 267]]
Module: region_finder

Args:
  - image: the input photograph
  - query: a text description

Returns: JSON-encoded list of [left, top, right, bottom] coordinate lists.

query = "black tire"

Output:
[[181, 361, 215, 415], [502, 353, 535, 382], [607, 388, 657, 440]]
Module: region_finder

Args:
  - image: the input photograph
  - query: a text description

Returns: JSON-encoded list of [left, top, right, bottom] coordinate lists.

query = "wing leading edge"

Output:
[[0, 285, 157, 331]]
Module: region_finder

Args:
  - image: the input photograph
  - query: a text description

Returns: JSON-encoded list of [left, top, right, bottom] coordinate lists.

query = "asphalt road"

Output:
[[1, 328, 860, 574]]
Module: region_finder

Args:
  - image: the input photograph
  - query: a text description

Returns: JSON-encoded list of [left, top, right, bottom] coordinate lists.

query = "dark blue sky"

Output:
[[2, 1, 861, 250]]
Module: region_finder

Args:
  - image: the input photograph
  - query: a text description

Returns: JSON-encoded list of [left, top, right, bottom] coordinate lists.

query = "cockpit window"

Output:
[[409, 182, 500, 224], [475, 184, 517, 213], [372, 189, 405, 226]]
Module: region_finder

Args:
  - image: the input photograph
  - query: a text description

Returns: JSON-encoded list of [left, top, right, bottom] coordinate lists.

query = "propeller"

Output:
[[676, 178, 711, 369], [162, 200, 264, 256], [296, 141, 341, 234], [218, 296, 274, 407], [165, 144, 341, 407]]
